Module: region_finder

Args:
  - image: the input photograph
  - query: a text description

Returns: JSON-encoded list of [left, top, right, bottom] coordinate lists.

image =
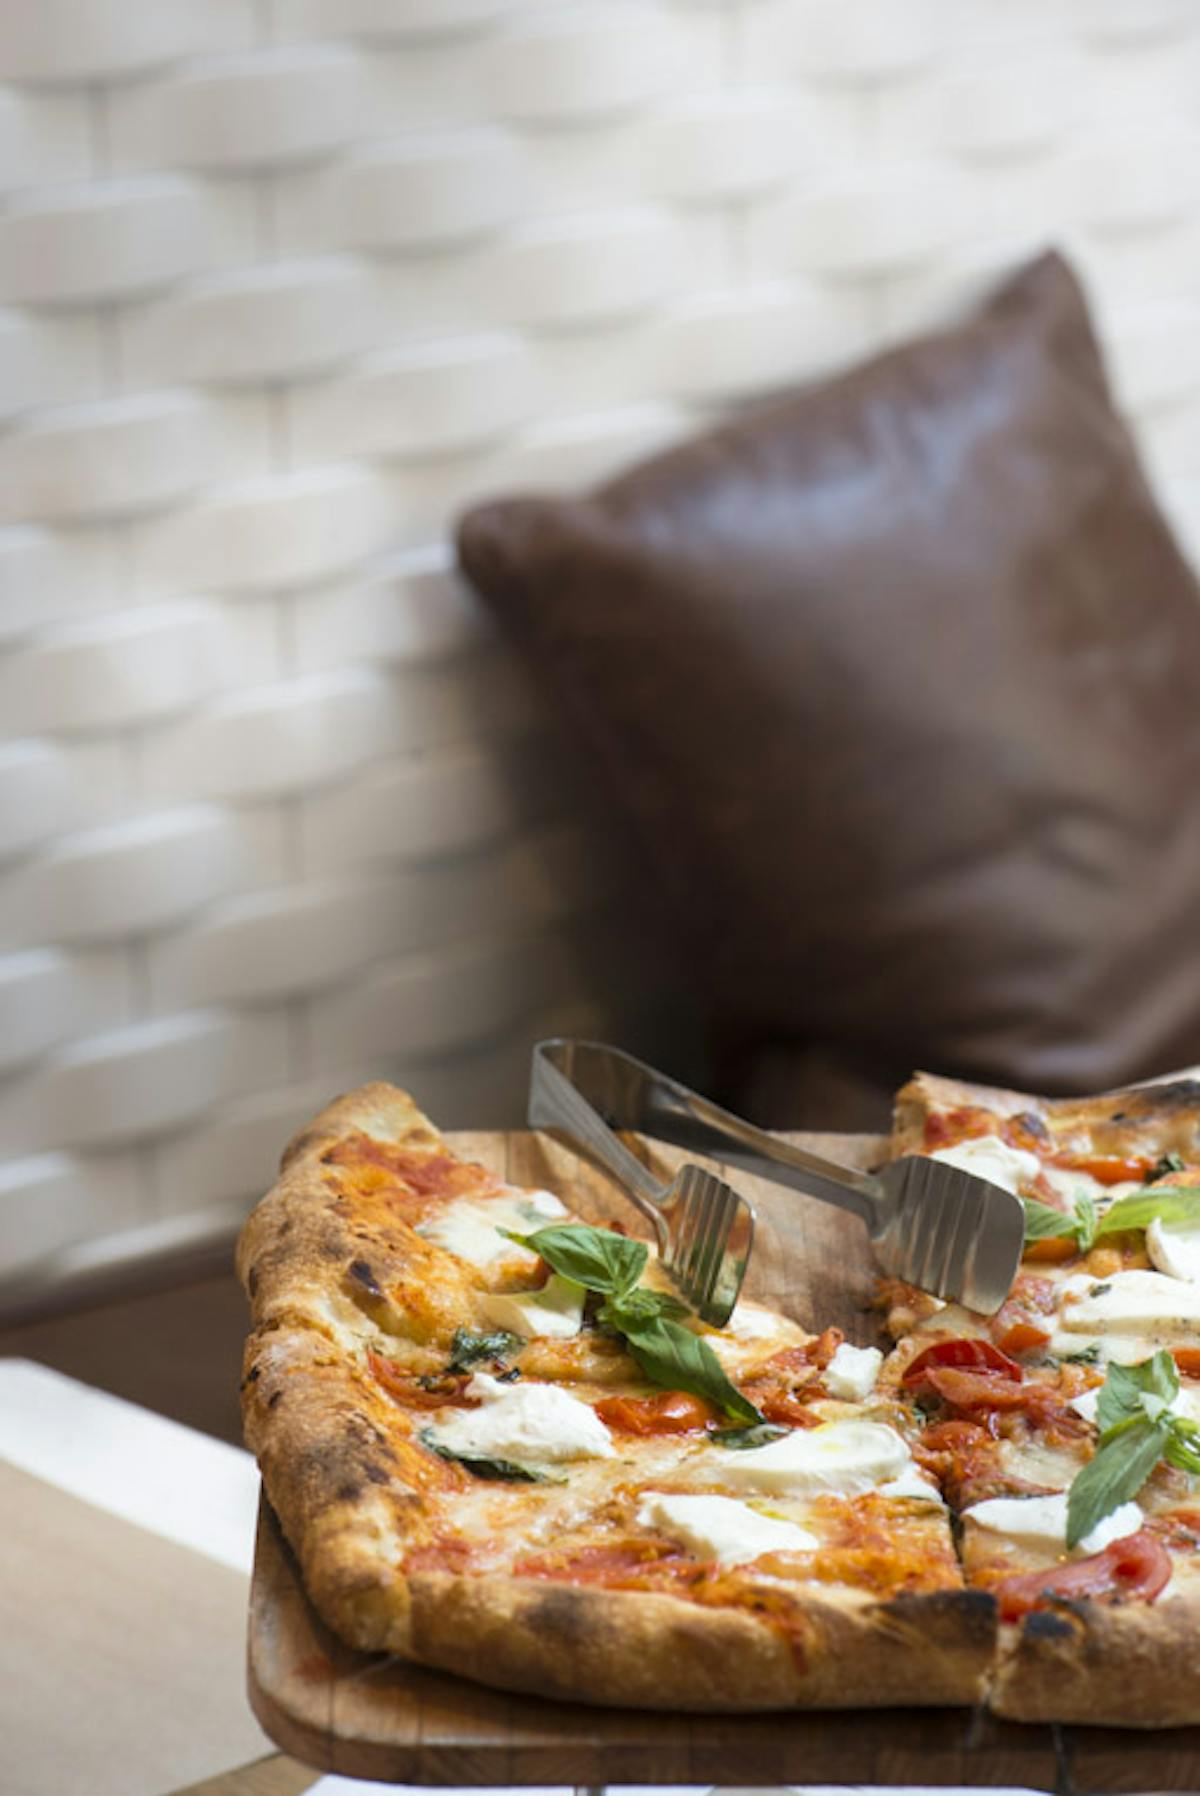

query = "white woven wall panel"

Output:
[[0, 178, 254, 307], [0, 808, 242, 949], [109, 46, 364, 173], [4, 0, 1200, 1280], [0, 89, 90, 195], [0, 1008, 289, 1158], [122, 259, 386, 388], [133, 464, 392, 592], [0, 1152, 144, 1269], [0, 2, 255, 84]]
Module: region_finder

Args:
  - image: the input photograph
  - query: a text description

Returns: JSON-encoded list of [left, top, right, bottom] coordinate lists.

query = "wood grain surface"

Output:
[[246, 1128, 1200, 1789]]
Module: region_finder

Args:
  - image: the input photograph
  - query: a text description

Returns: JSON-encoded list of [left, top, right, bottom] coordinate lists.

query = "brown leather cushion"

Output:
[[456, 252, 1200, 1103]]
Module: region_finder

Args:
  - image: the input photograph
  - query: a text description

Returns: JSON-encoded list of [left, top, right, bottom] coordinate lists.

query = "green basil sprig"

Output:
[[504, 1222, 762, 1426], [1066, 1350, 1200, 1547], [419, 1429, 556, 1483], [1021, 1186, 1200, 1254], [445, 1327, 523, 1374]]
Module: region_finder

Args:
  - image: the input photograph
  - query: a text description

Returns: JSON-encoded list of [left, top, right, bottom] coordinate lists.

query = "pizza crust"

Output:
[[893, 1069, 1200, 1160], [403, 1573, 995, 1711], [992, 1595, 1200, 1727]]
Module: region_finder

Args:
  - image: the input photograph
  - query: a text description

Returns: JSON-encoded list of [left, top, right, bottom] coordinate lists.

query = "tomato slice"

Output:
[[593, 1390, 716, 1435], [1173, 1348, 1200, 1378], [921, 1367, 1037, 1410], [993, 1527, 1172, 1621], [1052, 1153, 1156, 1187], [903, 1339, 1023, 1387], [368, 1352, 474, 1409], [994, 1321, 1053, 1357]]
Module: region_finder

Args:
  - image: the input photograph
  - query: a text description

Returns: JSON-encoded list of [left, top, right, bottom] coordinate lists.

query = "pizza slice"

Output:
[[883, 1070, 1200, 1724], [238, 1083, 992, 1712]]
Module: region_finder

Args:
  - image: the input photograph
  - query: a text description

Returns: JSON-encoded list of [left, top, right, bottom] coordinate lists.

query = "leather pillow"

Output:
[[456, 252, 1200, 1103]]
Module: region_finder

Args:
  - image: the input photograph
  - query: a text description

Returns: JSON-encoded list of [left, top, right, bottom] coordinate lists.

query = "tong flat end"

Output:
[[875, 1157, 1025, 1315]]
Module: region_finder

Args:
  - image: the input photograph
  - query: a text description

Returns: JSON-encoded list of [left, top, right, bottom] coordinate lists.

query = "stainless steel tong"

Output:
[[529, 1038, 1024, 1324]]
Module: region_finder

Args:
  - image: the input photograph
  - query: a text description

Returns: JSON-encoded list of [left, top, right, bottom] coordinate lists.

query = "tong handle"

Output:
[[533, 1039, 885, 1234], [528, 1048, 671, 1251]]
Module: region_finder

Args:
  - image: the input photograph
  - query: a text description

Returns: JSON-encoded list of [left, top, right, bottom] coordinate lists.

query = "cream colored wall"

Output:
[[2, 0, 1199, 1275]]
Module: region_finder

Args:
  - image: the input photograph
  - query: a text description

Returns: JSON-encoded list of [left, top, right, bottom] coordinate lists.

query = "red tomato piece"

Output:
[[994, 1321, 1053, 1357], [993, 1528, 1172, 1621], [1052, 1153, 1156, 1187], [593, 1390, 717, 1435], [903, 1339, 1023, 1387], [921, 1367, 1036, 1411], [1172, 1348, 1200, 1378]]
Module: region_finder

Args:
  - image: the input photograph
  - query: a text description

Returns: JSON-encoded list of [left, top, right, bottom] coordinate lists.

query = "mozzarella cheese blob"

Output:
[[709, 1419, 911, 1498], [929, 1137, 1041, 1196], [823, 1341, 883, 1401], [878, 1467, 945, 1504], [425, 1373, 614, 1464], [1058, 1270, 1200, 1339], [726, 1302, 788, 1341], [477, 1274, 586, 1339], [637, 1492, 818, 1566], [418, 1186, 568, 1268], [964, 1492, 1142, 1557], [1147, 1217, 1200, 1284]]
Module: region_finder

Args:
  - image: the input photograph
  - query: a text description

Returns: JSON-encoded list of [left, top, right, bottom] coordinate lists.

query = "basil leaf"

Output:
[[599, 1287, 689, 1332], [1066, 1415, 1167, 1548], [1075, 1193, 1098, 1251], [1164, 1424, 1200, 1476], [419, 1431, 554, 1483], [446, 1327, 522, 1373], [1096, 1350, 1179, 1434], [502, 1223, 648, 1297], [620, 1314, 762, 1426], [710, 1422, 790, 1450], [1095, 1187, 1200, 1238], [1021, 1196, 1081, 1243]]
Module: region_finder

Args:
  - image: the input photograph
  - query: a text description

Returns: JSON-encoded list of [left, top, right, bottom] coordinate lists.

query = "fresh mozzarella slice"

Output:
[[1057, 1270, 1200, 1338], [964, 1492, 1142, 1557], [1070, 1388, 1101, 1425], [709, 1419, 911, 1498], [878, 1467, 945, 1504], [726, 1302, 789, 1341], [477, 1275, 586, 1339], [929, 1137, 1042, 1195], [425, 1373, 614, 1464], [823, 1342, 882, 1401], [1038, 1164, 1106, 1203], [637, 1492, 817, 1565], [1147, 1217, 1200, 1284], [418, 1187, 567, 1268]]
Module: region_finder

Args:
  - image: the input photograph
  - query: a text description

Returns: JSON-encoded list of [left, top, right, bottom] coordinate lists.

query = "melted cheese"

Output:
[[1057, 1270, 1200, 1339], [477, 1275, 586, 1339], [637, 1492, 818, 1565], [707, 1420, 912, 1498], [1147, 1217, 1200, 1284], [418, 1187, 568, 1268], [425, 1373, 614, 1464], [964, 1492, 1142, 1557], [929, 1137, 1041, 1195], [824, 1342, 882, 1401]]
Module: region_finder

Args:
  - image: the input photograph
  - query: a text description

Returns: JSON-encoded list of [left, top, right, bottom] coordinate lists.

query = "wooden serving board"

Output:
[[247, 1128, 1200, 1789]]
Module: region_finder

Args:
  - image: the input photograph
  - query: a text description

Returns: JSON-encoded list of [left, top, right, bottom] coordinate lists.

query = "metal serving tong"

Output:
[[529, 1038, 1024, 1326]]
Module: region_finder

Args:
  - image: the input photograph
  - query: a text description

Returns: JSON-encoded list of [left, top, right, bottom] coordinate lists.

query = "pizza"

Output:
[[237, 1068, 1200, 1723]]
